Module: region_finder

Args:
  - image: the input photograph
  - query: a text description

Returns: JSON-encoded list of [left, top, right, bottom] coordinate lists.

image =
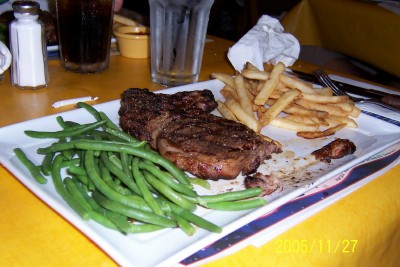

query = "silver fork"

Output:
[[313, 67, 399, 112]]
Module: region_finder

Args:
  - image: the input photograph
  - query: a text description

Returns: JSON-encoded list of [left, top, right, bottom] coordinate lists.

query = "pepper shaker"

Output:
[[9, 0, 48, 89]]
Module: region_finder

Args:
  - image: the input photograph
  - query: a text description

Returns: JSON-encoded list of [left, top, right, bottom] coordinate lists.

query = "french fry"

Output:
[[217, 100, 237, 121], [284, 104, 329, 118], [253, 81, 264, 96], [254, 62, 285, 105], [269, 89, 285, 100], [220, 84, 239, 101], [284, 114, 317, 124], [324, 116, 358, 128], [296, 123, 347, 139], [349, 105, 361, 118], [247, 78, 260, 96], [211, 72, 235, 88], [302, 94, 349, 104], [225, 97, 260, 133], [241, 69, 269, 80], [245, 62, 261, 71], [270, 117, 319, 132], [280, 75, 317, 95], [315, 87, 333, 96], [329, 101, 355, 113], [216, 64, 359, 136], [113, 14, 139, 26], [234, 74, 254, 116], [295, 99, 350, 117], [309, 116, 329, 126], [285, 114, 328, 126], [259, 89, 300, 126]]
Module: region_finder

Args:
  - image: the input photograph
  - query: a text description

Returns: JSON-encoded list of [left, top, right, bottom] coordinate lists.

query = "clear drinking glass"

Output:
[[55, 0, 114, 73], [149, 0, 214, 86]]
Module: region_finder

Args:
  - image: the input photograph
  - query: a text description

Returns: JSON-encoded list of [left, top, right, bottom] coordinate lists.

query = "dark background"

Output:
[[121, 0, 301, 41]]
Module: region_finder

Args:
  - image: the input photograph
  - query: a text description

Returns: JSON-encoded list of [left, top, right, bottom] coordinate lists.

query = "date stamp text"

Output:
[[275, 239, 358, 254]]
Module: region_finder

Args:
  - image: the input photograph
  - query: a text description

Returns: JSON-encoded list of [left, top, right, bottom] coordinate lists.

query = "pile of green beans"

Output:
[[14, 102, 267, 236]]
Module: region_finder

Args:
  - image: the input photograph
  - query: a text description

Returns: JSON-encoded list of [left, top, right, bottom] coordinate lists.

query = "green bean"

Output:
[[168, 202, 222, 233], [105, 127, 146, 146], [96, 194, 168, 234], [64, 178, 125, 231], [138, 160, 197, 197], [37, 139, 141, 155], [132, 158, 164, 216], [67, 165, 92, 188], [120, 152, 133, 180], [52, 154, 89, 219], [58, 138, 74, 160], [25, 120, 107, 139], [170, 213, 196, 236], [60, 158, 80, 168], [73, 129, 125, 143], [186, 188, 263, 204], [100, 151, 141, 195], [206, 198, 267, 211], [84, 150, 152, 212], [99, 111, 120, 131], [99, 160, 131, 196], [188, 177, 210, 189], [107, 152, 122, 169], [37, 142, 76, 154], [71, 179, 128, 231], [56, 116, 79, 129], [92, 191, 177, 228], [143, 170, 197, 212], [72, 174, 89, 187], [115, 221, 166, 234], [41, 151, 55, 176], [72, 140, 191, 186], [68, 165, 87, 176], [64, 177, 93, 211], [14, 148, 47, 184], [76, 102, 102, 121]]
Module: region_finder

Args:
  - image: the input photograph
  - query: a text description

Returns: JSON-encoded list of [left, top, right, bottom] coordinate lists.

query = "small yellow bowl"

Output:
[[114, 26, 150, 58]]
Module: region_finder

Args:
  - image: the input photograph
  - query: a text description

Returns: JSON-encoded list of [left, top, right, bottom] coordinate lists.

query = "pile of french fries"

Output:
[[212, 62, 360, 139]]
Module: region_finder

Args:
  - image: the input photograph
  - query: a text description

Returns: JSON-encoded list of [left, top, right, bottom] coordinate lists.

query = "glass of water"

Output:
[[149, 0, 214, 86]]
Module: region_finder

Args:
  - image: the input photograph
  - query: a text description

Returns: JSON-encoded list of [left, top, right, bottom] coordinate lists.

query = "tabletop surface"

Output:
[[1, 35, 400, 267]]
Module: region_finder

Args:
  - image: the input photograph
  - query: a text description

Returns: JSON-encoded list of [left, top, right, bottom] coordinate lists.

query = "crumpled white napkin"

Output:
[[227, 15, 300, 72], [0, 41, 12, 75]]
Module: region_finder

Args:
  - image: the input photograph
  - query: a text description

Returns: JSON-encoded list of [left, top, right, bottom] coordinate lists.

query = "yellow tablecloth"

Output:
[[281, 0, 400, 78], [1, 36, 400, 267]]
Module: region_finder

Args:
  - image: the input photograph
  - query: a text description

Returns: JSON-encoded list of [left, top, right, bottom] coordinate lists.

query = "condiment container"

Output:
[[114, 26, 150, 59], [9, 0, 48, 89]]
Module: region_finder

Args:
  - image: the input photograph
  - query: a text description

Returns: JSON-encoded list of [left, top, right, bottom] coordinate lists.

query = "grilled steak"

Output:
[[311, 138, 356, 163], [119, 88, 281, 180]]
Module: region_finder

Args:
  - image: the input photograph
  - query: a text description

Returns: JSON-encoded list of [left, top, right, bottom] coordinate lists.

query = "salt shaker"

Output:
[[9, 0, 48, 89]]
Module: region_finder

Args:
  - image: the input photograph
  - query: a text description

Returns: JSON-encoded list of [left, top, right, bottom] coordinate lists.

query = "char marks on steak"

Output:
[[119, 88, 281, 180]]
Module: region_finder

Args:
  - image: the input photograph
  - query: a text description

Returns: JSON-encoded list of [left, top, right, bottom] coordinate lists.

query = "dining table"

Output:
[[1, 35, 400, 267]]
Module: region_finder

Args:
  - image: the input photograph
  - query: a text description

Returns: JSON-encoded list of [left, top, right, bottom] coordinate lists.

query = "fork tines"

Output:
[[313, 68, 345, 96]]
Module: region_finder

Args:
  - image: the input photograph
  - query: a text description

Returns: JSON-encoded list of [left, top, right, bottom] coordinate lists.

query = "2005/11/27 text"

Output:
[[275, 239, 358, 254]]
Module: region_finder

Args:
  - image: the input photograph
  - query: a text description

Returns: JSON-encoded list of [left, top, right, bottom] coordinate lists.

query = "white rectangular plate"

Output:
[[1, 79, 399, 267]]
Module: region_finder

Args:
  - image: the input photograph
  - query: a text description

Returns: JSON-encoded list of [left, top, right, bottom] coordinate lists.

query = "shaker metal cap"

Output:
[[12, 1, 40, 14]]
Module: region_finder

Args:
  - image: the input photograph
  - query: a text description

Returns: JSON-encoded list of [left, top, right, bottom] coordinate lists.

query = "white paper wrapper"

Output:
[[227, 15, 300, 71], [52, 96, 99, 108]]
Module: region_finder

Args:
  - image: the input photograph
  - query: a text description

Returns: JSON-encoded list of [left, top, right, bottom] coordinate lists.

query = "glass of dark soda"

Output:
[[55, 0, 114, 73]]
